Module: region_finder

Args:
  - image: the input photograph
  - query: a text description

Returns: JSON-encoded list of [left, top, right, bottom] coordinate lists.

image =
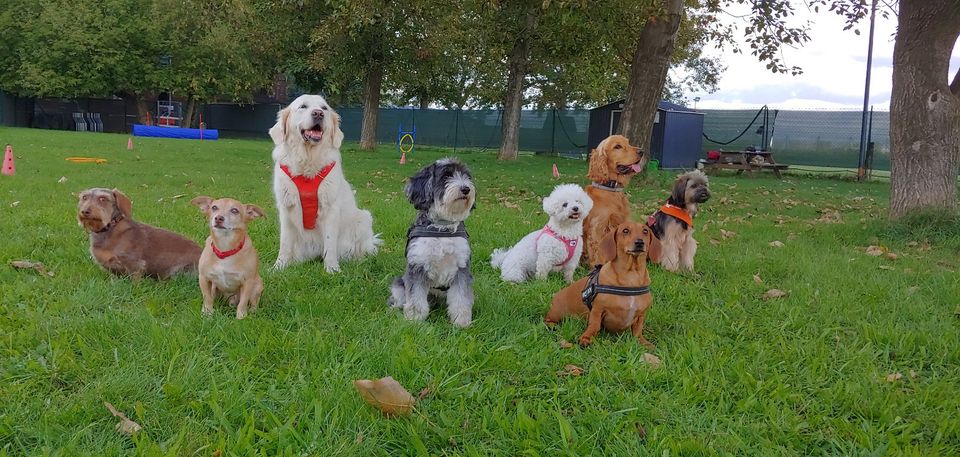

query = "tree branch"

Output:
[[951, 67, 960, 96]]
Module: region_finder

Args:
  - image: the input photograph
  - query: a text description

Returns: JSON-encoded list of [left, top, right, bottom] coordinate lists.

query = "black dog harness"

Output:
[[405, 222, 469, 256], [581, 264, 650, 310]]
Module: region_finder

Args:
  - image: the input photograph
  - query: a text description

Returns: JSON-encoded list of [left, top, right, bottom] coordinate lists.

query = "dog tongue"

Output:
[[630, 163, 643, 172]]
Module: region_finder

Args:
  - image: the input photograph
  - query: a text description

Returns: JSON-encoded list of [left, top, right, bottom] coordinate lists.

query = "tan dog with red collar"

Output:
[[545, 221, 660, 348], [191, 196, 265, 319]]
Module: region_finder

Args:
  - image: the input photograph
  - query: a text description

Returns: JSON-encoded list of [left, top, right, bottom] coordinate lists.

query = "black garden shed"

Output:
[[588, 100, 705, 169]]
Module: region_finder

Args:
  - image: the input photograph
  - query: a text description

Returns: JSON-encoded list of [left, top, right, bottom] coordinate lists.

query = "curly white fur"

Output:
[[491, 184, 593, 283]]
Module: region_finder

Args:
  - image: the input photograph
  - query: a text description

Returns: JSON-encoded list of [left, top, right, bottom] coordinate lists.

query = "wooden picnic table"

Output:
[[703, 150, 789, 179]]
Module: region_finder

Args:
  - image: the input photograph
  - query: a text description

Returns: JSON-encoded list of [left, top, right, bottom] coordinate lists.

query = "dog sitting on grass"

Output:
[[388, 158, 477, 327], [646, 170, 710, 272], [491, 184, 593, 283], [76, 188, 201, 279]]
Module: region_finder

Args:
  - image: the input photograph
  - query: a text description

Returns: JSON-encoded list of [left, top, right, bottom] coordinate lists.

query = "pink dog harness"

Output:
[[536, 225, 580, 266]]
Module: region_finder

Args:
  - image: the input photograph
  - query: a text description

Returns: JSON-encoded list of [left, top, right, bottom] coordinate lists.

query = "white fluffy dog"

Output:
[[269, 94, 381, 272], [491, 184, 593, 283]]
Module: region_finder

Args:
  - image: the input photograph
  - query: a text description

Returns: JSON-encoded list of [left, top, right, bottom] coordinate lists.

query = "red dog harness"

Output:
[[536, 225, 580, 266], [212, 238, 244, 259], [280, 162, 336, 230], [647, 203, 693, 228]]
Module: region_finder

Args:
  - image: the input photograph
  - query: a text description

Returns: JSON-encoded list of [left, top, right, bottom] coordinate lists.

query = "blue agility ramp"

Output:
[[132, 124, 219, 140]]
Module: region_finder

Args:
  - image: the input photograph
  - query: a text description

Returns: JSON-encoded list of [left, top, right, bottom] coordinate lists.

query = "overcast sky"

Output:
[[688, 4, 960, 111]]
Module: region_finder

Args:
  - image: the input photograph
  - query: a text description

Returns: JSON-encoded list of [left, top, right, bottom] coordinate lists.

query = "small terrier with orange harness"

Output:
[[646, 170, 710, 272], [191, 196, 265, 319]]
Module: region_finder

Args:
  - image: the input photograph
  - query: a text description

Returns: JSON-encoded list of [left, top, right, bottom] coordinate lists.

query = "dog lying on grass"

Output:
[[76, 188, 201, 279]]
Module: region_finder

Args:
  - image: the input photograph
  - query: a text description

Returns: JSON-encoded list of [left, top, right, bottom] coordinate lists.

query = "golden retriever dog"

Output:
[[269, 94, 381, 272], [646, 170, 710, 272], [76, 188, 201, 279], [582, 135, 643, 266]]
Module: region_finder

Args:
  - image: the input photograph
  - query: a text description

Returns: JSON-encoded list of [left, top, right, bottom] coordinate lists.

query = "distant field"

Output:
[[1, 127, 958, 455]]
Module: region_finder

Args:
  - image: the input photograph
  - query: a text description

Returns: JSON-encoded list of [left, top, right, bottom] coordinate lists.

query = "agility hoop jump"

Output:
[[397, 122, 415, 164]]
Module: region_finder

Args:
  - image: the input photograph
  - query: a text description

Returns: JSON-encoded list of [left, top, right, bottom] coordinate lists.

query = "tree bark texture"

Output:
[[359, 63, 383, 151], [182, 98, 197, 128], [889, 0, 960, 219], [617, 0, 683, 164], [498, 10, 539, 161]]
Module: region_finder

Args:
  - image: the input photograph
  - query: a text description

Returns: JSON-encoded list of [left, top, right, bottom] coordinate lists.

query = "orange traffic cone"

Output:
[[552, 163, 560, 178], [399, 152, 407, 164], [127, 137, 134, 150], [2, 144, 14, 176]]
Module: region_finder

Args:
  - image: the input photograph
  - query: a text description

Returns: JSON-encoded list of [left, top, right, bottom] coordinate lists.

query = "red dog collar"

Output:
[[280, 162, 336, 229], [657, 203, 693, 227], [212, 238, 244, 259]]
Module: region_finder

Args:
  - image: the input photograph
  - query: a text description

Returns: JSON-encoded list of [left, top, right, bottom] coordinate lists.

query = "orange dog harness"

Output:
[[280, 162, 336, 230], [651, 203, 693, 227]]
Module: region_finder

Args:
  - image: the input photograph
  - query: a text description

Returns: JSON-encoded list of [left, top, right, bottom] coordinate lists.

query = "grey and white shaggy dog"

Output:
[[388, 158, 477, 327]]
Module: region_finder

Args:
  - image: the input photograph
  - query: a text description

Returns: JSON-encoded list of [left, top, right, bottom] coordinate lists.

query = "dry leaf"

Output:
[[885, 252, 898, 261], [879, 265, 895, 271], [559, 339, 574, 349], [815, 209, 843, 224], [907, 286, 919, 294], [769, 240, 784, 248], [353, 376, 415, 417], [170, 194, 185, 200], [104, 402, 142, 435], [906, 241, 918, 247], [709, 238, 721, 246], [558, 364, 584, 377], [720, 229, 736, 239], [213, 450, 222, 457], [417, 386, 433, 400], [635, 423, 647, 440], [58, 176, 68, 183], [10, 201, 20, 208], [641, 353, 662, 369], [762, 289, 788, 300], [10, 260, 54, 277], [753, 274, 763, 284], [865, 245, 884, 256], [909, 369, 918, 378], [885, 372, 903, 382]]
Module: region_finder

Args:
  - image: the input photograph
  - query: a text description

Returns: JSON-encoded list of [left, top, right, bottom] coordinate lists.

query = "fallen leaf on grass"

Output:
[[353, 376, 415, 417], [10, 201, 19, 208], [558, 364, 584, 377], [885, 252, 898, 261], [10, 260, 54, 277], [815, 209, 843, 224], [213, 450, 222, 457], [170, 194, 185, 200], [559, 339, 574, 349], [635, 423, 647, 440], [104, 402, 142, 435], [762, 289, 788, 300], [417, 385, 433, 400], [753, 274, 763, 284], [769, 240, 784, 248], [709, 239, 721, 246], [865, 245, 885, 256], [719, 229, 736, 239], [885, 372, 903, 382], [58, 176, 68, 183], [879, 265, 895, 271], [907, 286, 919, 294], [641, 353, 662, 369]]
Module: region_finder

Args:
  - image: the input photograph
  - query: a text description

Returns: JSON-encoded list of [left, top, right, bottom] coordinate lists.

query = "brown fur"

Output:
[[648, 170, 710, 272], [191, 196, 265, 319], [77, 188, 201, 279], [582, 135, 643, 265], [546, 221, 661, 348]]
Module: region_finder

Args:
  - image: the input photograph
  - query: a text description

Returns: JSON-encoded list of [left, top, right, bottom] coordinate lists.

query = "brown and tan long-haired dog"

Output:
[[646, 170, 710, 272], [582, 135, 644, 266], [546, 221, 661, 348]]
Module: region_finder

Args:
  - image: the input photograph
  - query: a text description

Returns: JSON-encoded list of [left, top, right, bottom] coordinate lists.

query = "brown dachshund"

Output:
[[77, 188, 201, 279], [546, 221, 661, 348], [582, 135, 643, 266]]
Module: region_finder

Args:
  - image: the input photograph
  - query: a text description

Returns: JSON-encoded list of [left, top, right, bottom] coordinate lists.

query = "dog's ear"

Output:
[[244, 204, 265, 221], [586, 147, 610, 182], [405, 165, 434, 211], [599, 229, 618, 264], [541, 193, 557, 215], [268, 107, 290, 145], [112, 189, 133, 218], [190, 196, 213, 214], [645, 228, 662, 263], [670, 175, 689, 205], [330, 110, 344, 149]]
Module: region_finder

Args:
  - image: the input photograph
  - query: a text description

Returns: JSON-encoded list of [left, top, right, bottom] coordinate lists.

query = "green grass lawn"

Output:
[[1, 126, 958, 456]]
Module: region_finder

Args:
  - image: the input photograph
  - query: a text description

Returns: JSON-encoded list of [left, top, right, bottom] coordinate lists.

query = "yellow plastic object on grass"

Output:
[[65, 157, 108, 164]]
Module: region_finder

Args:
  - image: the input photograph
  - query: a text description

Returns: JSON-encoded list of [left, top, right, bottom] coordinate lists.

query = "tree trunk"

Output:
[[618, 0, 684, 162], [359, 64, 383, 150], [134, 94, 150, 125], [182, 98, 197, 129], [419, 95, 430, 110], [498, 10, 539, 161], [889, 0, 960, 219]]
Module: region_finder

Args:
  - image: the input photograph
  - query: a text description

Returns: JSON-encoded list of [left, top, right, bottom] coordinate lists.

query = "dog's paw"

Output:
[[236, 310, 248, 320], [201, 307, 214, 317], [272, 259, 288, 271], [449, 312, 472, 328], [324, 263, 341, 274], [403, 305, 429, 322], [578, 336, 593, 347]]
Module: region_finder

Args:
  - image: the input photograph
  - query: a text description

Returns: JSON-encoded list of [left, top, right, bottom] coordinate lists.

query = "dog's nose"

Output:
[[81, 209, 91, 217], [214, 215, 224, 223], [634, 239, 645, 249], [312, 109, 324, 120], [572, 206, 579, 213], [460, 186, 471, 195]]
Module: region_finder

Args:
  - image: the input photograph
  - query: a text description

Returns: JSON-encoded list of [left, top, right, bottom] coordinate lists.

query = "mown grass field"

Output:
[[1, 126, 958, 456]]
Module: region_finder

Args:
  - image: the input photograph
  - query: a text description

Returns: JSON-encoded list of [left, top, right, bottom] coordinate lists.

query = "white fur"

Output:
[[269, 94, 381, 272], [491, 184, 593, 283]]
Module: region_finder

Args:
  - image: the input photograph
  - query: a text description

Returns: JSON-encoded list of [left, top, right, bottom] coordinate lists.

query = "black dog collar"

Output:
[[590, 181, 624, 192], [94, 214, 125, 234], [581, 264, 650, 310], [405, 221, 469, 256]]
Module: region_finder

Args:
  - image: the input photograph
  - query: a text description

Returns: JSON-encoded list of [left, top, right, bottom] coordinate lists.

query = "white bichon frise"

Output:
[[491, 184, 593, 283]]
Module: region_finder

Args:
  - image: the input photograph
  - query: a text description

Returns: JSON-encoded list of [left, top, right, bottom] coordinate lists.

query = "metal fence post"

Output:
[[453, 109, 459, 153], [551, 108, 556, 155]]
